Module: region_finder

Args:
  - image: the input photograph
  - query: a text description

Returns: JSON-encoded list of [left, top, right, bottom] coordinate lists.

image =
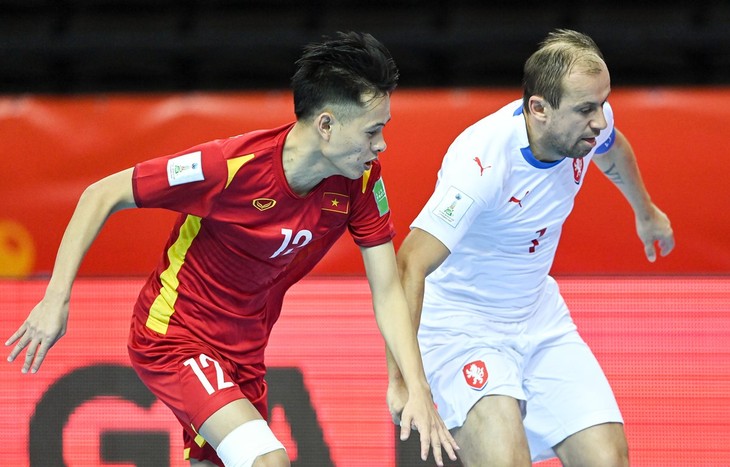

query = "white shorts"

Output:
[[419, 277, 623, 462]]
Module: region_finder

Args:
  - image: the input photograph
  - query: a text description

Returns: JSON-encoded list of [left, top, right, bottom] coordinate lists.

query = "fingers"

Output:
[[6, 327, 46, 374], [430, 422, 459, 465], [22, 339, 41, 374], [4, 326, 25, 349], [398, 397, 462, 463], [399, 415, 412, 441], [420, 426, 437, 464], [644, 241, 657, 263], [645, 232, 675, 263], [409, 416, 459, 466], [658, 234, 675, 257], [638, 207, 674, 263], [26, 341, 51, 374], [5, 326, 28, 362], [441, 426, 459, 461], [419, 424, 459, 466]]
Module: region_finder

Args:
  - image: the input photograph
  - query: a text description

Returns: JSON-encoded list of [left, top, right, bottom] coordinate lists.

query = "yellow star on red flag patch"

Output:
[[322, 192, 349, 214]]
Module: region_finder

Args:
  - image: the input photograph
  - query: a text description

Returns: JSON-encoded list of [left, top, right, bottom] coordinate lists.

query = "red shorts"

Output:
[[127, 315, 268, 465]]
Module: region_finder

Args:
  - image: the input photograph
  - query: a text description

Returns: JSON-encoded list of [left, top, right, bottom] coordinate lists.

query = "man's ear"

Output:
[[528, 96, 549, 122], [317, 113, 333, 140]]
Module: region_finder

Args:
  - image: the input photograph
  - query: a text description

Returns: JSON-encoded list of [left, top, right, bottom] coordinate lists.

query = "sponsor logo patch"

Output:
[[462, 360, 488, 390], [508, 190, 530, 208], [167, 151, 204, 186], [473, 156, 491, 176], [373, 178, 389, 217], [253, 198, 276, 211], [434, 186, 474, 227]]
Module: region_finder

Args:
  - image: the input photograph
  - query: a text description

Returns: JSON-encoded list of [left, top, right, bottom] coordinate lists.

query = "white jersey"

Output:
[[413, 99, 615, 324]]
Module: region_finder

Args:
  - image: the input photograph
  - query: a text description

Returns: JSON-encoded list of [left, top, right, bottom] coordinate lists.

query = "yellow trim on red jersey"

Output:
[[190, 423, 208, 449], [226, 154, 255, 189], [145, 215, 203, 334], [361, 166, 372, 193], [194, 433, 207, 448]]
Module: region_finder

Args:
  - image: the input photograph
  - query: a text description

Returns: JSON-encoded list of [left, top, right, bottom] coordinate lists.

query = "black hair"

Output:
[[291, 31, 399, 121]]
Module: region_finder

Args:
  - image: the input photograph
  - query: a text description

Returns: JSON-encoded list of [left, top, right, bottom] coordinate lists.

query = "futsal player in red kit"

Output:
[[6, 31, 459, 467]]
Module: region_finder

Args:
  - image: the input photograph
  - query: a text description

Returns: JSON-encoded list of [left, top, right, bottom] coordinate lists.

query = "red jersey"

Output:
[[131, 123, 395, 373]]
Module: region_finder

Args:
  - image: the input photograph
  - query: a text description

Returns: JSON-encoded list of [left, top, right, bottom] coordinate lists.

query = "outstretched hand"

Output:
[[636, 204, 675, 262], [389, 381, 459, 466], [5, 299, 69, 374]]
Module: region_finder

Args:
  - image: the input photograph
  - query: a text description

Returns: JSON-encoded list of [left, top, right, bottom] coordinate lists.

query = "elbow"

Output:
[[397, 252, 432, 287], [78, 179, 134, 216]]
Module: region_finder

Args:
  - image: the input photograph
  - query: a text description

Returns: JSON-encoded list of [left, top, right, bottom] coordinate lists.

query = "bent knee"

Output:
[[253, 448, 290, 467], [587, 442, 629, 467], [557, 423, 629, 467]]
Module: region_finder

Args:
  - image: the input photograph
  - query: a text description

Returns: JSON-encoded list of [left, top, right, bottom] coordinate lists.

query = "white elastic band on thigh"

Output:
[[215, 419, 286, 467]]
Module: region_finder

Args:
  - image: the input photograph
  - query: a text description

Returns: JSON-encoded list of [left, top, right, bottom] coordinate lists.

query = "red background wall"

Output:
[[2, 88, 729, 277], [2, 89, 729, 465]]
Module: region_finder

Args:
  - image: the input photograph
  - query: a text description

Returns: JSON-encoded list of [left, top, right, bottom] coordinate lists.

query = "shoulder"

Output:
[[443, 100, 522, 177], [218, 123, 294, 160], [452, 100, 523, 152]]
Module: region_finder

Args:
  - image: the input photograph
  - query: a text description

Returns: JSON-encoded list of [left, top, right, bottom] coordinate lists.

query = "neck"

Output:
[[282, 123, 331, 197], [524, 113, 560, 162]]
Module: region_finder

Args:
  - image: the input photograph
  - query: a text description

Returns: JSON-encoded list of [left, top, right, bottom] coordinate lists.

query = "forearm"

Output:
[[45, 169, 137, 301], [385, 265, 425, 383], [5, 168, 137, 374], [594, 129, 675, 261], [374, 280, 429, 391], [594, 129, 654, 217], [361, 242, 429, 390]]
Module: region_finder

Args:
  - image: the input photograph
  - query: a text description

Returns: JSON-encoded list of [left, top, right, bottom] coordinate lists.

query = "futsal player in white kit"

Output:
[[387, 29, 675, 466]]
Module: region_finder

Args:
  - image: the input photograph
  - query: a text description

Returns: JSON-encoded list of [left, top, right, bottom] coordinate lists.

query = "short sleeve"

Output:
[[132, 140, 228, 217], [594, 102, 616, 155], [411, 134, 502, 252], [347, 161, 396, 248]]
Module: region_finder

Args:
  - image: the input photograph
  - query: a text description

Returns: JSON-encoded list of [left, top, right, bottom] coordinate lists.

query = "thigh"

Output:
[[129, 315, 268, 427], [554, 422, 629, 467], [453, 395, 531, 467], [198, 399, 265, 448], [522, 337, 623, 461], [129, 317, 269, 464], [420, 322, 527, 430]]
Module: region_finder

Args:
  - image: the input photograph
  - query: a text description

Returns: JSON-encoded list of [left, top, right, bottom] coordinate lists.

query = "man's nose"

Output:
[[372, 136, 387, 153], [592, 108, 608, 130]]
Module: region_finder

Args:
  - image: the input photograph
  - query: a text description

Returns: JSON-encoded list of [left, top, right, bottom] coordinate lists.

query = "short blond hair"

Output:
[[522, 29, 605, 111]]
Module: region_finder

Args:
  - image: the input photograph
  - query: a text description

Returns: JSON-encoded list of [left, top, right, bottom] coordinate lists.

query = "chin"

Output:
[[569, 148, 591, 159]]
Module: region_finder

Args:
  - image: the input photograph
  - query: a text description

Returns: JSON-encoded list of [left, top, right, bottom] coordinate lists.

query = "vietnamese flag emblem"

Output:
[[322, 192, 349, 214]]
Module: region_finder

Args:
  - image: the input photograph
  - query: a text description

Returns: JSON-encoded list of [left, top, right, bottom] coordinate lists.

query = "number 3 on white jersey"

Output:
[[270, 228, 313, 258], [183, 354, 235, 395]]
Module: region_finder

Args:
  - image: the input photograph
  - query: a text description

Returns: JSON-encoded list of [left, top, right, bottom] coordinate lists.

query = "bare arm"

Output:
[[5, 168, 137, 373], [386, 228, 450, 385], [384, 228, 450, 445], [592, 128, 674, 261], [361, 240, 457, 465]]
